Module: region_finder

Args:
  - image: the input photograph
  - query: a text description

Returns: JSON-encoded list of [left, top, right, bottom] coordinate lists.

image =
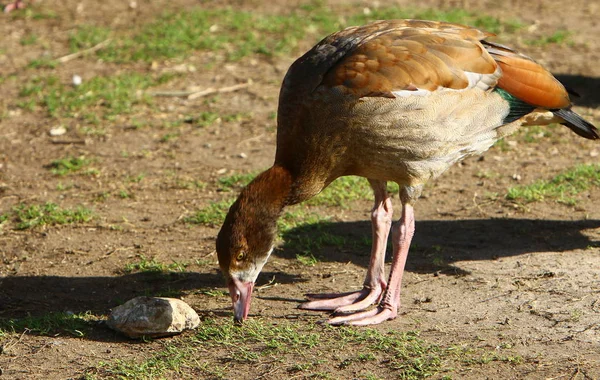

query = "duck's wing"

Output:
[[319, 20, 501, 98], [280, 19, 597, 139]]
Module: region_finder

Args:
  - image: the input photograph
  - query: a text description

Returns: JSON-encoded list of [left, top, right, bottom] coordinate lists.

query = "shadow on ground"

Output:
[[280, 217, 600, 272], [1, 217, 597, 337], [0, 271, 217, 317], [0, 269, 304, 319]]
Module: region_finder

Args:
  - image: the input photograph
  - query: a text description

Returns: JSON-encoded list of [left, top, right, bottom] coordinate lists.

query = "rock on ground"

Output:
[[106, 296, 200, 338]]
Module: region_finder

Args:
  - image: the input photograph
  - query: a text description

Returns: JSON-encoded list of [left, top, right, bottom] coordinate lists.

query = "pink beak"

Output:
[[228, 277, 254, 323]]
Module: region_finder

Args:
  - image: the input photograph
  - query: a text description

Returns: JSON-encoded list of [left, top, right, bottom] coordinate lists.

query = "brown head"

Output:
[[216, 166, 293, 322]]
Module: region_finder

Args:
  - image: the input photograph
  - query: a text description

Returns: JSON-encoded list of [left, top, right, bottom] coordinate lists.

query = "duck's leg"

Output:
[[3, 0, 26, 13], [328, 186, 419, 325], [299, 179, 392, 312]]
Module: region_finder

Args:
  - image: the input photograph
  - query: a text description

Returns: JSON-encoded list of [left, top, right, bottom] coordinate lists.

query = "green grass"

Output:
[[526, 29, 572, 46], [122, 255, 189, 274], [27, 57, 58, 69], [16, 5, 525, 129], [9, 202, 94, 230], [347, 7, 522, 35], [96, 8, 324, 63], [19, 72, 176, 120], [40, 5, 522, 66], [296, 252, 319, 266], [212, 173, 399, 208], [69, 25, 111, 52], [48, 156, 94, 176], [85, 318, 525, 379], [507, 164, 600, 205], [184, 199, 233, 227], [307, 176, 372, 207], [0, 312, 99, 338], [195, 111, 222, 128], [20, 33, 38, 46], [8, 7, 57, 21], [88, 319, 443, 378], [217, 172, 257, 191], [516, 124, 555, 143]]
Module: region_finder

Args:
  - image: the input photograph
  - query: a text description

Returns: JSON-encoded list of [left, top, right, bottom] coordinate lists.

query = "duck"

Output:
[[216, 19, 598, 326]]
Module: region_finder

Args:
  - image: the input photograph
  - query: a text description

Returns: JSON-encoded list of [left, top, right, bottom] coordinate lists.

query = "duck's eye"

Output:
[[236, 251, 246, 261]]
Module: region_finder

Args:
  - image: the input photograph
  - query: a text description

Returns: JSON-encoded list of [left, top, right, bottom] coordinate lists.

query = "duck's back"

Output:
[[275, 20, 596, 191]]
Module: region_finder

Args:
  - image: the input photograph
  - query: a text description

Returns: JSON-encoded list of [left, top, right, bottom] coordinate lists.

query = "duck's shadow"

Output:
[[278, 218, 600, 275]]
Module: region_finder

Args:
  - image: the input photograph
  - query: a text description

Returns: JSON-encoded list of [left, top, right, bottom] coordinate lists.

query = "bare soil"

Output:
[[0, 0, 599, 379]]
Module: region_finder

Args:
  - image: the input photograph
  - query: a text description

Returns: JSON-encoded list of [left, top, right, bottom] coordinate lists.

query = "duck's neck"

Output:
[[228, 164, 324, 245], [237, 165, 294, 221]]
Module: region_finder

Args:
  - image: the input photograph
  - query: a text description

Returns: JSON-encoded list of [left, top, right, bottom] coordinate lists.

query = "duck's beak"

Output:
[[228, 277, 254, 323]]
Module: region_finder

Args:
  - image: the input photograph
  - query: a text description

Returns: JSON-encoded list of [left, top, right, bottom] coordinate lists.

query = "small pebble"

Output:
[[238, 152, 248, 159], [49, 126, 67, 136], [72, 75, 82, 86]]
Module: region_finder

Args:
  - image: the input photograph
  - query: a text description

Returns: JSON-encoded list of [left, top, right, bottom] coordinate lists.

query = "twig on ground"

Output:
[[148, 81, 252, 99], [55, 39, 112, 63]]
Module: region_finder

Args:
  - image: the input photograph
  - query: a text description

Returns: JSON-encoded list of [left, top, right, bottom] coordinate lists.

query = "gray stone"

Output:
[[107, 296, 200, 338]]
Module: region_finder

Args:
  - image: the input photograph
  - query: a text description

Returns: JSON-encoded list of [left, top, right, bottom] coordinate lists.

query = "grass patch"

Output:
[[296, 253, 319, 266], [195, 111, 222, 128], [17, 5, 524, 127], [278, 206, 333, 233], [217, 172, 257, 191], [507, 164, 600, 205], [8, 6, 58, 21], [526, 29, 572, 46], [97, 8, 326, 63], [27, 57, 58, 69], [307, 176, 372, 207], [348, 7, 522, 35], [184, 199, 233, 227], [122, 255, 189, 274], [19, 72, 176, 120], [87, 318, 522, 379], [48, 156, 94, 176], [69, 25, 111, 52], [516, 125, 554, 143], [9, 202, 94, 230], [20, 33, 38, 46], [91, 344, 197, 379], [308, 176, 399, 207], [61, 5, 522, 65], [0, 312, 99, 338]]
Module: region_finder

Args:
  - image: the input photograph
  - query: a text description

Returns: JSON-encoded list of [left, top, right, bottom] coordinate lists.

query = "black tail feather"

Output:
[[553, 108, 599, 140]]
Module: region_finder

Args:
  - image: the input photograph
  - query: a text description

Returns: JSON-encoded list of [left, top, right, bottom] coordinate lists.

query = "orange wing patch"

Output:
[[321, 20, 498, 98], [485, 46, 570, 109]]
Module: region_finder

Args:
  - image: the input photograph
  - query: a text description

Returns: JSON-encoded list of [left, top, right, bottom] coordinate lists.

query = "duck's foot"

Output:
[[299, 285, 384, 313], [327, 303, 397, 326], [4, 0, 26, 13]]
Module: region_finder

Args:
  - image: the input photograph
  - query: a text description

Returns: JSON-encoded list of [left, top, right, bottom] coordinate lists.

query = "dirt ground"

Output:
[[0, 0, 599, 379]]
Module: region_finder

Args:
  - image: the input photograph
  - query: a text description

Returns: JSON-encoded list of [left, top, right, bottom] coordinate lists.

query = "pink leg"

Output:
[[3, 0, 26, 13], [299, 180, 392, 312], [328, 189, 417, 326]]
